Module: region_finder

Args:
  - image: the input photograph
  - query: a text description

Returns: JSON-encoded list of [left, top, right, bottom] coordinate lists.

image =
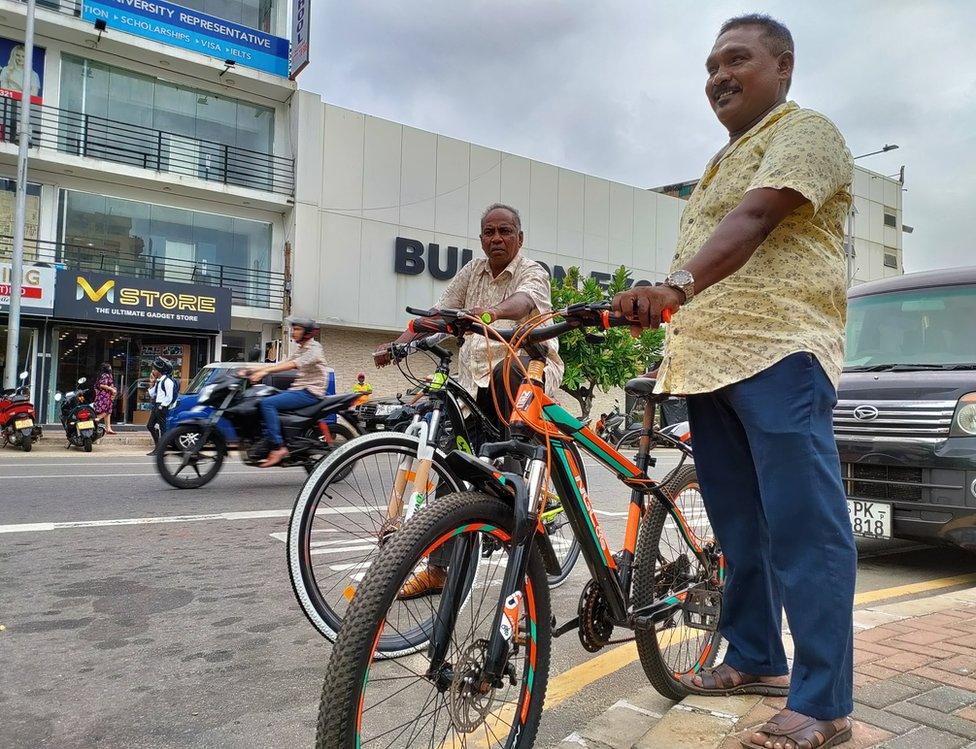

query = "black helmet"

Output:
[[152, 357, 173, 374]]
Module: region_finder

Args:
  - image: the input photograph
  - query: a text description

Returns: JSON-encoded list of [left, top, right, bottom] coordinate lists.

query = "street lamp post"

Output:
[[3, 0, 37, 388]]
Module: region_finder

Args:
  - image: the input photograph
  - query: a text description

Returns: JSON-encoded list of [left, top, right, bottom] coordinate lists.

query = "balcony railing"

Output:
[[0, 236, 285, 310], [0, 98, 294, 196]]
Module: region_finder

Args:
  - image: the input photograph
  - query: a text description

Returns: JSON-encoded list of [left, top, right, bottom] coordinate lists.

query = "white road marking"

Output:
[[0, 461, 154, 468], [0, 469, 297, 480], [0, 506, 384, 534], [311, 544, 377, 556]]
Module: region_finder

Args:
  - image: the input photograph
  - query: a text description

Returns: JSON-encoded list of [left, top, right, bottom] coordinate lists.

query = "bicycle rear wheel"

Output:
[[288, 432, 464, 656], [633, 464, 724, 701], [317, 491, 551, 749]]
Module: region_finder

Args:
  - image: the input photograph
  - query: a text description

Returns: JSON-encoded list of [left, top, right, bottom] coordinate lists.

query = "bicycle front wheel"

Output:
[[317, 491, 552, 749], [633, 464, 724, 701], [288, 432, 464, 656]]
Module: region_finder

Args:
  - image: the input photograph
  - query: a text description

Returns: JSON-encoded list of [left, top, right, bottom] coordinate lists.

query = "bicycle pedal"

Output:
[[682, 587, 722, 632]]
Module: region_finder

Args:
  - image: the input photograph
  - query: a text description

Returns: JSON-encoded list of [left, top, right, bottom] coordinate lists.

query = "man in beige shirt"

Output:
[[376, 203, 561, 597], [248, 315, 330, 467], [613, 15, 855, 749]]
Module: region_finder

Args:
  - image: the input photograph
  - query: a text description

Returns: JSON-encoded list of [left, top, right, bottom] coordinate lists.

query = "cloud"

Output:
[[300, 1, 975, 272]]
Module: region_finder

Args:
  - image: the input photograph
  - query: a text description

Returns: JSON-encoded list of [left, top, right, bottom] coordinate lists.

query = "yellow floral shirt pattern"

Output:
[[656, 101, 854, 395]]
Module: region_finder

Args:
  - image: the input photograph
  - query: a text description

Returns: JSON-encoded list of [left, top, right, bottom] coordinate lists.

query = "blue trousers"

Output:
[[686, 352, 856, 720], [260, 389, 319, 447]]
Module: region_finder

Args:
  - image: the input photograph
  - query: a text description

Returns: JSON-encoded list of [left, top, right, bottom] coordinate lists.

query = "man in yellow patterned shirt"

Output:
[[614, 14, 855, 749]]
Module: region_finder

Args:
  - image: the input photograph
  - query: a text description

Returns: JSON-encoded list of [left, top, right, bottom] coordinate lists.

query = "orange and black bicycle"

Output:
[[317, 302, 724, 749]]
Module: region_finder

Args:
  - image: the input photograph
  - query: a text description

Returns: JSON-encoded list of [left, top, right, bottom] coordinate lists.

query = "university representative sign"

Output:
[[81, 0, 290, 77], [54, 271, 232, 331]]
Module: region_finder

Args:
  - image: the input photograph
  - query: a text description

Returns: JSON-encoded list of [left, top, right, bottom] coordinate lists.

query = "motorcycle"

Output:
[[0, 371, 42, 452], [155, 371, 364, 489], [54, 377, 106, 452], [594, 400, 627, 443]]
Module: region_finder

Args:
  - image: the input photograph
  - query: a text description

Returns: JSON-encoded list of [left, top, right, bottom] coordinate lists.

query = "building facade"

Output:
[[289, 93, 906, 413], [0, 0, 295, 422]]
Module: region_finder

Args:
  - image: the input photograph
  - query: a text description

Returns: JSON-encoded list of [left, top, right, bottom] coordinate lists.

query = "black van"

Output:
[[837, 266, 976, 550]]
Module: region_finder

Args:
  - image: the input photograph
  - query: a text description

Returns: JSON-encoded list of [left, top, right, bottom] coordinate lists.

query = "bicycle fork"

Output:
[[385, 411, 442, 525], [427, 457, 547, 688]]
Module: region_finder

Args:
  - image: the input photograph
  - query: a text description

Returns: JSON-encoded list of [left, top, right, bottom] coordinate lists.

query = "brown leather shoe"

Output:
[[260, 446, 289, 467], [398, 565, 448, 600]]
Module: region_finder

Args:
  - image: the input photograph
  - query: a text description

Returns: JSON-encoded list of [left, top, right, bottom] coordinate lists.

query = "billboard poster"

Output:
[[81, 0, 289, 77], [0, 262, 56, 314], [289, 0, 310, 79], [0, 36, 45, 105]]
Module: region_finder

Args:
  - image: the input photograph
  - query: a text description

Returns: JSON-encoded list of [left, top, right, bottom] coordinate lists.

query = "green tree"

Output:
[[551, 266, 665, 419]]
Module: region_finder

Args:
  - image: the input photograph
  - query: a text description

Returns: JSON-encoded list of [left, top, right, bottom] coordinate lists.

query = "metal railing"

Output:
[[0, 98, 294, 195], [0, 236, 285, 310]]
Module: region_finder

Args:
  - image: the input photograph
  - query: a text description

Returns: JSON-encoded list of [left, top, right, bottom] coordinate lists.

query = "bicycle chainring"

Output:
[[578, 580, 614, 653]]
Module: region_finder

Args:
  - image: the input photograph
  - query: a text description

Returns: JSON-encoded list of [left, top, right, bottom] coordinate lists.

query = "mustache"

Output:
[[712, 84, 740, 99]]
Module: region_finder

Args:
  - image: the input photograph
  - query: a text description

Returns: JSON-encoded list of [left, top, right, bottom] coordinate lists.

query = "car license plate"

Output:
[[847, 499, 892, 540], [14, 419, 33, 430], [77, 420, 95, 431]]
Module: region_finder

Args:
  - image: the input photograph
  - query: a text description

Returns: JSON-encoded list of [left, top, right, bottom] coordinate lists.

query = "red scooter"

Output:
[[0, 371, 42, 452]]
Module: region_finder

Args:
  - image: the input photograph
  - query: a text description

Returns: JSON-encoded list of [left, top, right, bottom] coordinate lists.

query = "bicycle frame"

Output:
[[429, 359, 712, 687]]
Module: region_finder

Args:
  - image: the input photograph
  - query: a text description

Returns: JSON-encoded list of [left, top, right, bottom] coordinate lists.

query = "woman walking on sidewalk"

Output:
[[93, 362, 117, 436]]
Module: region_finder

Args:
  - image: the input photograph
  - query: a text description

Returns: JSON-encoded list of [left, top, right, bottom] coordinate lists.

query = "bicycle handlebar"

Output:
[[404, 302, 673, 345]]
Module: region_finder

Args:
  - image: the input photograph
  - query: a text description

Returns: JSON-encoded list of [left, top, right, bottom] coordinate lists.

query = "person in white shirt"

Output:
[[146, 357, 177, 455]]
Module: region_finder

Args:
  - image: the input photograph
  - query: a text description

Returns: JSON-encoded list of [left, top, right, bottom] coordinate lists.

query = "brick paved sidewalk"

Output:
[[559, 588, 976, 749]]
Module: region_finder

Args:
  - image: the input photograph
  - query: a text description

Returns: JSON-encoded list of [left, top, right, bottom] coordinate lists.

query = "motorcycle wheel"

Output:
[[83, 437, 93, 452], [303, 422, 357, 477], [22, 437, 32, 452], [156, 425, 225, 489]]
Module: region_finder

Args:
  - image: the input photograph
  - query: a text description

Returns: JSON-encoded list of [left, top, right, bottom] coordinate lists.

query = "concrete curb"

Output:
[[1, 432, 153, 455], [559, 588, 976, 749]]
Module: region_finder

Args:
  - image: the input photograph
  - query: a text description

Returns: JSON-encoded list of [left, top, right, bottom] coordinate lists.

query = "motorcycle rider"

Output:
[[245, 315, 330, 467], [146, 358, 177, 456]]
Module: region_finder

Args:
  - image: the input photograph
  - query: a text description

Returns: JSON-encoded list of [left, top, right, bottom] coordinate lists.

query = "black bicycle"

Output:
[[287, 334, 583, 657], [316, 303, 719, 748]]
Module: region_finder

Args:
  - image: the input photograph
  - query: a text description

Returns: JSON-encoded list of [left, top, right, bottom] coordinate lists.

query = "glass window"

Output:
[[58, 55, 277, 188], [883, 211, 897, 228], [845, 285, 976, 368], [883, 252, 898, 269], [177, 0, 274, 32], [60, 190, 272, 306]]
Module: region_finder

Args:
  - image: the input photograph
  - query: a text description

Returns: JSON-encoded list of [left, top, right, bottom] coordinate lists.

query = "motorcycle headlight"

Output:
[[197, 384, 216, 405], [951, 394, 976, 437]]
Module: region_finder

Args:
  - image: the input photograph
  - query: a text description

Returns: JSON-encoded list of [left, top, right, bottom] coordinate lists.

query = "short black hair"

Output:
[[719, 13, 794, 56]]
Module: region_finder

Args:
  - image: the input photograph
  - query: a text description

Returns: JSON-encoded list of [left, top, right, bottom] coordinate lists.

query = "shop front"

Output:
[[48, 270, 232, 424], [1, 261, 57, 405]]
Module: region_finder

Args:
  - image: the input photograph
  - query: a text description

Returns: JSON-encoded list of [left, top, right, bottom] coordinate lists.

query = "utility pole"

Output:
[[3, 0, 37, 388]]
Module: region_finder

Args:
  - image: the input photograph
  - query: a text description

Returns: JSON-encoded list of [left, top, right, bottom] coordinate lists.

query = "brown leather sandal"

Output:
[[679, 662, 789, 696], [740, 708, 852, 749]]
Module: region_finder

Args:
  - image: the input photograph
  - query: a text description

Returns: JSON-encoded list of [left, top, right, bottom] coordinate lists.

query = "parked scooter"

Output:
[[594, 400, 627, 443], [0, 371, 42, 451], [54, 378, 106, 452], [155, 371, 364, 488]]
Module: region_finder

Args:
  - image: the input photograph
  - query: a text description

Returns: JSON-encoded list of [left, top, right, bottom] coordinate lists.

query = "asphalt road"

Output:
[[2, 449, 975, 748]]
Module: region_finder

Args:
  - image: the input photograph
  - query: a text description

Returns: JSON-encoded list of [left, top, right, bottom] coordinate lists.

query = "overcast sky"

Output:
[[299, 1, 975, 273]]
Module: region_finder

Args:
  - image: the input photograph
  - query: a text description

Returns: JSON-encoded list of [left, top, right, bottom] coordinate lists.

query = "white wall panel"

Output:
[[584, 176, 610, 238], [556, 170, 585, 257], [357, 220, 401, 327], [499, 155, 532, 228], [399, 127, 437, 230], [362, 116, 402, 225], [322, 105, 364, 218], [528, 161, 559, 253], [318, 211, 363, 324], [467, 145, 502, 236], [434, 135, 470, 237]]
